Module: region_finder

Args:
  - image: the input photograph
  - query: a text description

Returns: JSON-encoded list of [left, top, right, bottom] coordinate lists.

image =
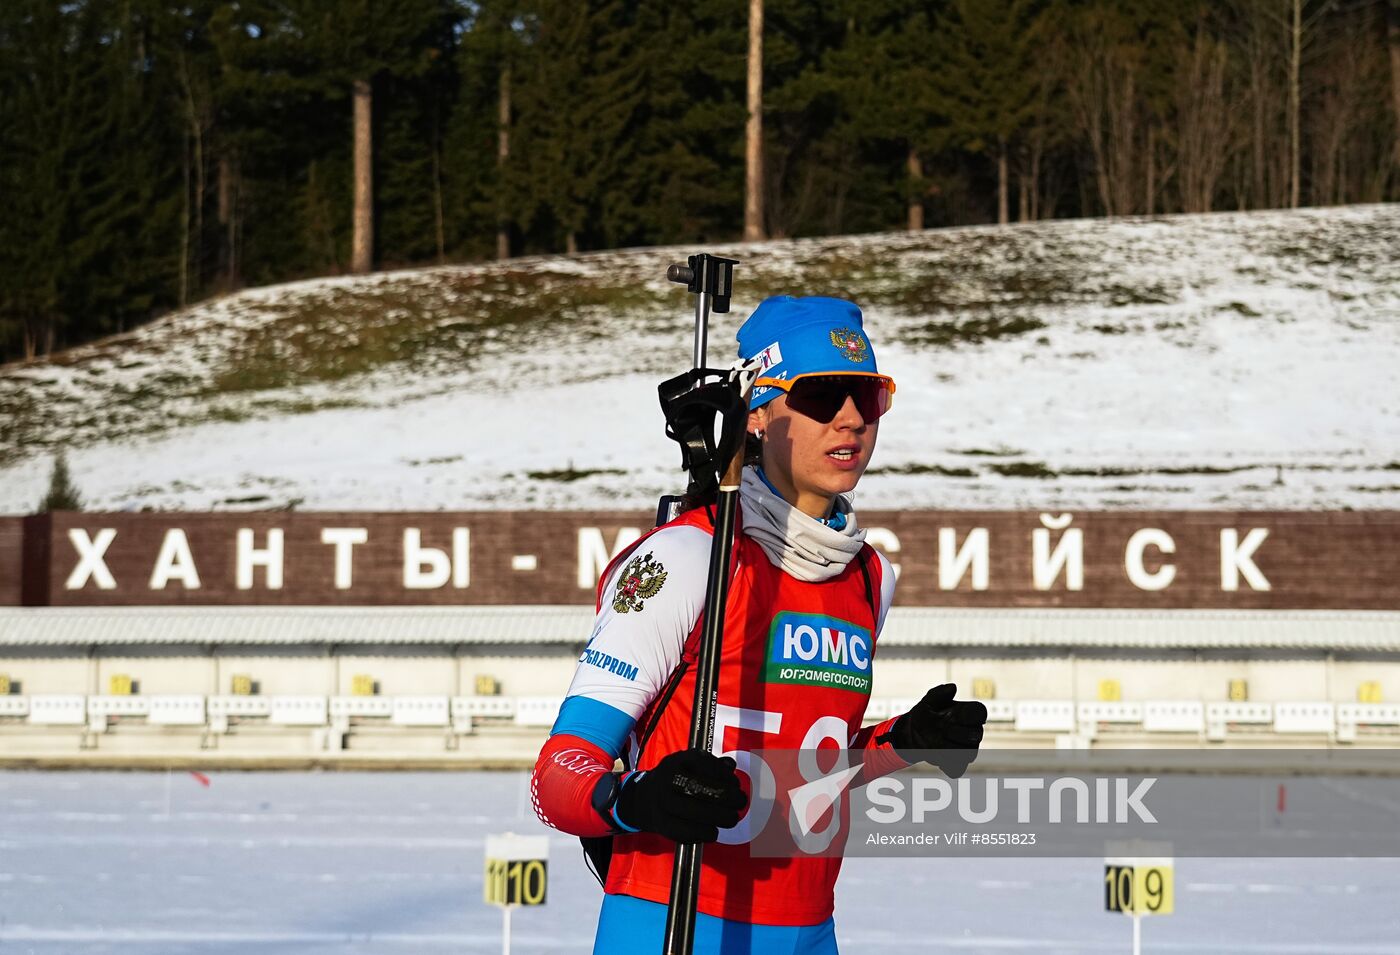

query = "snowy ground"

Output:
[[1, 205, 1397, 513], [2, 771, 1400, 954]]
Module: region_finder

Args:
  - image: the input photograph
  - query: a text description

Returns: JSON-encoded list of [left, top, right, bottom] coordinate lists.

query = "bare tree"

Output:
[[1310, 27, 1361, 202], [174, 48, 210, 306], [1273, 0, 1339, 206], [997, 139, 1009, 224], [1015, 34, 1067, 222], [1238, 0, 1291, 208], [743, 0, 766, 241], [1388, 0, 1400, 173], [1223, 0, 1335, 209], [1064, 11, 1142, 216], [432, 116, 445, 265], [1291, 0, 1302, 205], [217, 154, 240, 290], [497, 65, 511, 260], [179, 131, 190, 306], [1309, 3, 1393, 203], [351, 78, 373, 274], [1177, 29, 1235, 211], [907, 147, 923, 230]]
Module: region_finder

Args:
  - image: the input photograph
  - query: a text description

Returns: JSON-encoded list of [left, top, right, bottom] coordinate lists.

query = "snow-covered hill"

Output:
[[2, 205, 1397, 513]]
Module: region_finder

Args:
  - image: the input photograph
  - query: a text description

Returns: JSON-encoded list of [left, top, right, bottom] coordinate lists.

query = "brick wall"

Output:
[[4, 510, 1397, 610]]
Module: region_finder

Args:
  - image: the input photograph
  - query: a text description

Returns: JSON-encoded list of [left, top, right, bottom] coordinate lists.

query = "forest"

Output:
[[1, 0, 1396, 363]]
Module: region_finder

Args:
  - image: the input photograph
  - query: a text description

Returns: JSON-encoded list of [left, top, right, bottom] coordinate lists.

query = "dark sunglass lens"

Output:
[[786, 376, 888, 423], [786, 379, 846, 423], [850, 379, 888, 421]]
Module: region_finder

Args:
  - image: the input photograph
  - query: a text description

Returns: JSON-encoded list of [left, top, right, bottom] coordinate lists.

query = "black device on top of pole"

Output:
[[655, 253, 747, 955], [656, 253, 739, 526]]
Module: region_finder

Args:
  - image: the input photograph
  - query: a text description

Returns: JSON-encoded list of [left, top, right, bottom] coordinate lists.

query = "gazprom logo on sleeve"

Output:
[[580, 648, 639, 682], [765, 612, 872, 695]]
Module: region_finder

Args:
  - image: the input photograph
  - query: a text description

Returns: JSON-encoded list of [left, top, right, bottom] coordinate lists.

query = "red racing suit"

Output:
[[531, 504, 907, 926]]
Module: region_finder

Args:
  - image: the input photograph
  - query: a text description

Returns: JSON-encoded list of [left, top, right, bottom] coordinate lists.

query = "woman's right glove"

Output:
[[609, 748, 748, 843], [877, 683, 988, 778]]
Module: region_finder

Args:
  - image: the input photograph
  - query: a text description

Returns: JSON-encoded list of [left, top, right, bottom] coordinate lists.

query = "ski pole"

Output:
[[661, 434, 745, 955], [661, 254, 742, 955]]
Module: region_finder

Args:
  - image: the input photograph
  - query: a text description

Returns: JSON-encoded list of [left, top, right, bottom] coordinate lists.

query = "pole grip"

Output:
[[718, 440, 746, 491]]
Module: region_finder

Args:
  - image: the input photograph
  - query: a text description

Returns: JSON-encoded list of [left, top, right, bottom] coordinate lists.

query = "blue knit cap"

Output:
[[736, 296, 879, 410]]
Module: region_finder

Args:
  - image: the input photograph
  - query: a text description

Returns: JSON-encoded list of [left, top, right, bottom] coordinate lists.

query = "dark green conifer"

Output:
[[39, 451, 83, 513]]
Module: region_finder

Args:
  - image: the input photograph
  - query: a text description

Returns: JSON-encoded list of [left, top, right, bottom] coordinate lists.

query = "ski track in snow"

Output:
[[1, 205, 1397, 513]]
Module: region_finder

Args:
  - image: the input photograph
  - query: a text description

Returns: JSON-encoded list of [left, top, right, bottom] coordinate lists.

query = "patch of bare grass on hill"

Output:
[[210, 271, 669, 394]]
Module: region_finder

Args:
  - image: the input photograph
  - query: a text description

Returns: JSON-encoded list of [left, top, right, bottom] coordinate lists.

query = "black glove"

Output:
[[878, 683, 988, 778], [611, 748, 747, 843]]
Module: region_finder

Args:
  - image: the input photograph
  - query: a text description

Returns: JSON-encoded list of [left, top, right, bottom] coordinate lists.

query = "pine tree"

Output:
[[214, 0, 456, 276], [601, 0, 748, 246], [38, 451, 83, 513], [441, 6, 505, 260], [929, 0, 1043, 224], [822, 0, 947, 232], [509, 0, 643, 254], [376, 25, 459, 266]]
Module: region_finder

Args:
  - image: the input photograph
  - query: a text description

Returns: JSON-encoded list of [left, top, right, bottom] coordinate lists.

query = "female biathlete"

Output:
[[531, 295, 987, 954]]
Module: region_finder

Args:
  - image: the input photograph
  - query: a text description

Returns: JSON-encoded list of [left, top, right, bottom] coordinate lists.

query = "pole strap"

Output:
[[658, 361, 761, 501]]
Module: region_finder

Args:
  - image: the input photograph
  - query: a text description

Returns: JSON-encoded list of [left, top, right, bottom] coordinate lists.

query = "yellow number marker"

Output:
[[485, 833, 549, 954], [1106, 842, 1174, 955]]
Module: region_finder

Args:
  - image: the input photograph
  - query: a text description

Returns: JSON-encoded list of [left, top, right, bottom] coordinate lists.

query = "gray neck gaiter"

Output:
[[738, 466, 866, 582]]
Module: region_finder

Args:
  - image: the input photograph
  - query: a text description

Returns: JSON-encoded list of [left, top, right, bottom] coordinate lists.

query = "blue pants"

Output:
[[594, 893, 839, 955]]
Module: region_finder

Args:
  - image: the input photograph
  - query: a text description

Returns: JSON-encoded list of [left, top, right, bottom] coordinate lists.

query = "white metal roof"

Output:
[[0, 606, 594, 646], [877, 608, 1400, 652], [2, 606, 1399, 652]]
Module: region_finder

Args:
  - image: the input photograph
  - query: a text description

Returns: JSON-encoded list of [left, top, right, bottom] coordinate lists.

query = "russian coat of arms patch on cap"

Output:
[[829, 327, 868, 363], [613, 551, 667, 613]]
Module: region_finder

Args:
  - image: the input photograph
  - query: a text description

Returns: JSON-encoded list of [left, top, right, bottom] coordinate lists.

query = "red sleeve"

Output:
[[849, 714, 909, 786], [530, 732, 620, 838]]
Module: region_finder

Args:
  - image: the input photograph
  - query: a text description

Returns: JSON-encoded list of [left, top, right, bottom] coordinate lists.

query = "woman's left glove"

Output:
[[610, 749, 748, 843], [878, 683, 988, 777]]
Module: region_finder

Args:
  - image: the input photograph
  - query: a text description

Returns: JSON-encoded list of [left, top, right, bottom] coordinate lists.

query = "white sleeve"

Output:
[[549, 523, 711, 755], [875, 551, 897, 639]]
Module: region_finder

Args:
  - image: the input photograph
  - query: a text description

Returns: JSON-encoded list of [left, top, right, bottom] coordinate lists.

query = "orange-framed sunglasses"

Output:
[[754, 372, 897, 423]]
